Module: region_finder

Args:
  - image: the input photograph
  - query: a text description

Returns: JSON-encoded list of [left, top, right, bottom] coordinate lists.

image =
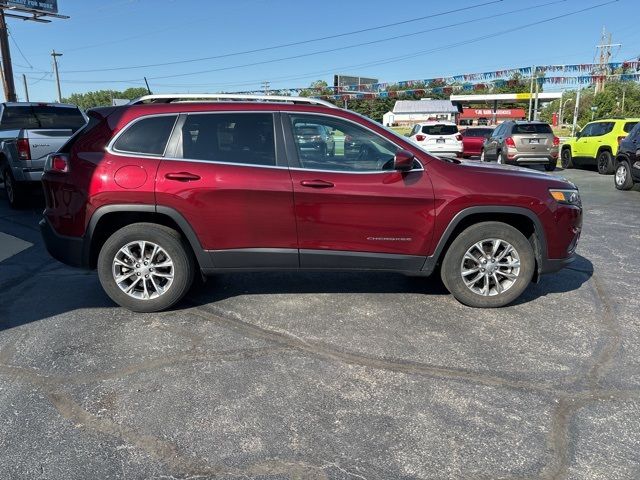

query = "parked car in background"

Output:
[[461, 126, 494, 158], [408, 121, 462, 157], [41, 94, 581, 313], [561, 118, 640, 174], [613, 121, 640, 190], [294, 123, 335, 157], [481, 121, 559, 171], [0, 102, 86, 207]]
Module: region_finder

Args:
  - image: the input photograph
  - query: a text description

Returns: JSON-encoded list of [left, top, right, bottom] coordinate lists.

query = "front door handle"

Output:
[[165, 172, 201, 182], [300, 179, 334, 189]]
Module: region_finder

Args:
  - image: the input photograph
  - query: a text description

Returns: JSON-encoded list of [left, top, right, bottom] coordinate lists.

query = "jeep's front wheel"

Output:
[[97, 223, 194, 312], [441, 222, 535, 308]]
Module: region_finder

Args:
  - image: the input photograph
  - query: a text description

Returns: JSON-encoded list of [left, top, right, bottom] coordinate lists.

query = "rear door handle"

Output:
[[165, 172, 201, 182], [300, 179, 334, 189]]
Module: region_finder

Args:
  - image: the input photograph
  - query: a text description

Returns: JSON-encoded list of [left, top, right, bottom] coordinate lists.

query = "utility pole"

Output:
[[51, 50, 63, 102], [0, 9, 17, 102], [527, 65, 536, 121], [533, 78, 540, 121], [594, 27, 621, 94], [572, 88, 581, 137], [621, 88, 626, 114], [22, 73, 28, 101], [261, 81, 270, 95]]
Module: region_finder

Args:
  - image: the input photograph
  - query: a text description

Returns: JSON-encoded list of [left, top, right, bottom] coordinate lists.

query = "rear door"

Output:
[[156, 111, 298, 268], [284, 113, 435, 270]]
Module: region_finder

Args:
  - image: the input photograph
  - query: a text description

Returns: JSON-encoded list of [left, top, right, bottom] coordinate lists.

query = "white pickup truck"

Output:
[[0, 102, 86, 208]]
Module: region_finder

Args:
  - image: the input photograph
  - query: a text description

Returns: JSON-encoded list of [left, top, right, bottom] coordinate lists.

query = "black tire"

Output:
[[597, 150, 614, 175], [440, 222, 535, 308], [544, 161, 557, 171], [560, 147, 574, 169], [614, 161, 634, 190], [97, 223, 195, 312], [2, 168, 25, 209]]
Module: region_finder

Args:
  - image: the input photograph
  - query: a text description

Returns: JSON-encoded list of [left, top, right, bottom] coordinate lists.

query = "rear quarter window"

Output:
[[112, 115, 177, 155]]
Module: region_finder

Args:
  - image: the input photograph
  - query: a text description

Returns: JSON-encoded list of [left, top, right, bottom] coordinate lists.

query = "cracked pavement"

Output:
[[0, 167, 639, 479]]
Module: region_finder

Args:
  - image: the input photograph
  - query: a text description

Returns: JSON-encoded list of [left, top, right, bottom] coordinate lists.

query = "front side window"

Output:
[[579, 123, 595, 137], [113, 115, 177, 155], [289, 115, 400, 172], [176, 113, 276, 166]]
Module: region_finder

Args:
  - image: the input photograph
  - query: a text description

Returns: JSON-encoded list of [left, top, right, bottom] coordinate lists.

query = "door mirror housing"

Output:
[[393, 149, 415, 171]]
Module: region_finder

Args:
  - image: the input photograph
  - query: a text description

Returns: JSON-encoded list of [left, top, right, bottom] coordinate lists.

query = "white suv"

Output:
[[408, 121, 462, 157]]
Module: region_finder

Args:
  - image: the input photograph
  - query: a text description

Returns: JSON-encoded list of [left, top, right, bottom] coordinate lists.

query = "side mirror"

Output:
[[393, 149, 415, 171]]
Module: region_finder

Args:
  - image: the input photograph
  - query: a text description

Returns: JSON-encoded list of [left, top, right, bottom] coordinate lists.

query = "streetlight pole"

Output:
[[51, 50, 63, 102], [571, 88, 581, 137]]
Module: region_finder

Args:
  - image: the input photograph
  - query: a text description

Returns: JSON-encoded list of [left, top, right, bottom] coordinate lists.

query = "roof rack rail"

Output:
[[128, 93, 338, 108]]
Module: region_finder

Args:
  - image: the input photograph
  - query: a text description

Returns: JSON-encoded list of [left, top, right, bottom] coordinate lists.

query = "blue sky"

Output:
[[5, 0, 640, 101]]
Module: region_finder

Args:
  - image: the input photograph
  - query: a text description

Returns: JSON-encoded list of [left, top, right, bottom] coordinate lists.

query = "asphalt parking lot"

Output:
[[0, 166, 639, 480]]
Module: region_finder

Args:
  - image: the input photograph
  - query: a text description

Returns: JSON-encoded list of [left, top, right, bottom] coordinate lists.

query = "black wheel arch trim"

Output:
[[420, 205, 548, 275], [84, 204, 213, 269]]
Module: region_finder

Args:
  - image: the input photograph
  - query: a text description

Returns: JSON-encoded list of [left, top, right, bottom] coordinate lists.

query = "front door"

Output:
[[156, 112, 298, 268], [284, 113, 435, 271]]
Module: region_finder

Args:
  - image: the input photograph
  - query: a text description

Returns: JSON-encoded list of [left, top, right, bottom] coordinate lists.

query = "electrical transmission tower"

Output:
[[594, 26, 621, 94]]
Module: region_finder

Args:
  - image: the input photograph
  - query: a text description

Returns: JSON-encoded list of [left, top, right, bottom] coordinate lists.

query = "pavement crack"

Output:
[[188, 304, 560, 395]]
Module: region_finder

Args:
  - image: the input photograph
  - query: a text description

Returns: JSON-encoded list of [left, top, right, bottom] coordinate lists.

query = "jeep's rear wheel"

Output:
[[597, 150, 614, 175], [561, 147, 573, 169], [441, 222, 535, 308], [97, 223, 194, 312]]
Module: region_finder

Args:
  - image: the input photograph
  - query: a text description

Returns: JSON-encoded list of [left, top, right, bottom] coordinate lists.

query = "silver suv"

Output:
[[480, 121, 559, 171]]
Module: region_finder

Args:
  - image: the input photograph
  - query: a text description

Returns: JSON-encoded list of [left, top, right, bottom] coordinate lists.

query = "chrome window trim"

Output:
[[105, 110, 424, 174], [107, 113, 179, 158], [283, 111, 424, 173]]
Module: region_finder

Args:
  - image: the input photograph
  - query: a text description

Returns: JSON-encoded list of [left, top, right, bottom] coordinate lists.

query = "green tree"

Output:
[[299, 80, 333, 97], [62, 87, 148, 110]]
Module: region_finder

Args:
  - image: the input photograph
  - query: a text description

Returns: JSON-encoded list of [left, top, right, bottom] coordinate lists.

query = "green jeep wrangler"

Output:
[[561, 118, 640, 174]]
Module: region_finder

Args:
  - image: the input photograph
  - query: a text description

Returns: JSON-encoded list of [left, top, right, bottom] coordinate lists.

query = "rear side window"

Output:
[[590, 122, 614, 136], [113, 115, 177, 155], [1, 105, 86, 131], [512, 123, 553, 134], [177, 113, 275, 166], [623, 122, 638, 133], [421, 124, 458, 135]]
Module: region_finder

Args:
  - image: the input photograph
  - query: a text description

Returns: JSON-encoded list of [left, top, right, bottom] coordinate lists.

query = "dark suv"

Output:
[[41, 94, 582, 312], [614, 121, 640, 190], [481, 121, 559, 171]]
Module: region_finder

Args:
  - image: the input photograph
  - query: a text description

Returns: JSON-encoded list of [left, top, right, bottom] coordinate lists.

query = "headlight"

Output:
[[549, 188, 581, 206]]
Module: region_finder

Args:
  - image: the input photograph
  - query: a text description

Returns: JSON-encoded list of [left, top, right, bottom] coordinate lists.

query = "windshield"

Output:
[[464, 128, 493, 138], [1, 106, 86, 131]]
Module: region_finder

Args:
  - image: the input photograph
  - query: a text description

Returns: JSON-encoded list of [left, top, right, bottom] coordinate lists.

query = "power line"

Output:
[[143, 0, 616, 82], [56, 0, 571, 84], [60, 0, 505, 73], [7, 27, 32, 69]]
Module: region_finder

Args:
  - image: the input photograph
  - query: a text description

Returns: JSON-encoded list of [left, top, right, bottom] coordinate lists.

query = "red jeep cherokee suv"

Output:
[[40, 94, 582, 312]]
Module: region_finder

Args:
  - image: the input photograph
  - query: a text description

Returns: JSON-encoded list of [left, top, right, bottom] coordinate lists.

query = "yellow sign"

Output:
[[515, 93, 532, 100]]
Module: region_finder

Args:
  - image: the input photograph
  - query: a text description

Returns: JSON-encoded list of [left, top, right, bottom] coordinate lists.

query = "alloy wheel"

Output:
[[460, 238, 520, 296], [112, 240, 174, 300], [615, 164, 627, 186]]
